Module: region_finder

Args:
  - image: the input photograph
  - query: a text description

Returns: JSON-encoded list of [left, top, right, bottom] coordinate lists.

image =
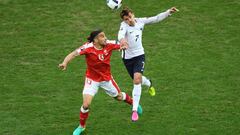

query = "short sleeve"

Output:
[[118, 22, 127, 41], [76, 43, 89, 55]]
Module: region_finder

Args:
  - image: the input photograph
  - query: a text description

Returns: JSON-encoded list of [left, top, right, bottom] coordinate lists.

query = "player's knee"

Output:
[[134, 77, 142, 84], [133, 73, 142, 84]]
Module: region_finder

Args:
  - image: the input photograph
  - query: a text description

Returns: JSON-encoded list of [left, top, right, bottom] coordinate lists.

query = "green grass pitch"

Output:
[[0, 0, 239, 134]]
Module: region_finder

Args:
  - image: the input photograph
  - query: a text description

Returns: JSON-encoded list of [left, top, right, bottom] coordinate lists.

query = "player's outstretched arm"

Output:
[[58, 50, 79, 71], [141, 7, 179, 25]]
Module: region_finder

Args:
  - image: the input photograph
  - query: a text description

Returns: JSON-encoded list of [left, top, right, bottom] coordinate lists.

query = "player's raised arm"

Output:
[[140, 7, 179, 25], [58, 50, 79, 71]]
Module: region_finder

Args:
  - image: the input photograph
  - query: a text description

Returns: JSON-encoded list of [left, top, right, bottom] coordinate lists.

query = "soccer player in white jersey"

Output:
[[118, 7, 179, 121]]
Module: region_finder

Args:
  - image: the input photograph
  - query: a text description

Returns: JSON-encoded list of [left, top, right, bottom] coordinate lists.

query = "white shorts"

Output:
[[82, 77, 121, 97]]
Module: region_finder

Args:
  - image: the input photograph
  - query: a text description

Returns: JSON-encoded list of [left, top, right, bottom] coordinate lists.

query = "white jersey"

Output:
[[118, 10, 171, 59]]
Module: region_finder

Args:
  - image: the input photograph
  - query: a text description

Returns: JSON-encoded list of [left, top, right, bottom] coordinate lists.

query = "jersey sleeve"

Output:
[[138, 10, 171, 25], [118, 22, 127, 41], [107, 40, 120, 50], [76, 43, 88, 55]]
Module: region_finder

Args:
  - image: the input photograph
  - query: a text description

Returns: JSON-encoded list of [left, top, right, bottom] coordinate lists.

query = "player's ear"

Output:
[[94, 38, 98, 43], [131, 13, 135, 18]]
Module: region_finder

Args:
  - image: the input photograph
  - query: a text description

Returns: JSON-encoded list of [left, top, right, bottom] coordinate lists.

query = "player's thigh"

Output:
[[122, 58, 134, 79], [100, 78, 121, 97], [133, 54, 145, 75], [82, 77, 99, 97], [133, 55, 145, 84], [133, 72, 143, 84]]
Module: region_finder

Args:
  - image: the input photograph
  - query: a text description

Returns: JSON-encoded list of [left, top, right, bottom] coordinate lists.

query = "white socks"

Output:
[[132, 76, 151, 111], [132, 84, 142, 111], [142, 76, 151, 87], [121, 92, 126, 100], [81, 106, 89, 113]]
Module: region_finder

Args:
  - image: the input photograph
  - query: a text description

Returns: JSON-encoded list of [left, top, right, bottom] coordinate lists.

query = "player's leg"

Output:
[[123, 57, 143, 121], [141, 76, 151, 87], [131, 55, 146, 121], [100, 78, 143, 115], [142, 75, 155, 96], [132, 72, 142, 121], [73, 94, 93, 135], [101, 77, 132, 105], [73, 78, 99, 135], [136, 55, 155, 96]]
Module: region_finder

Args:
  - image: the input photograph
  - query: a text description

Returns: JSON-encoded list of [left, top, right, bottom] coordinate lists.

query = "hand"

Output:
[[169, 7, 179, 14], [120, 39, 128, 50], [58, 62, 67, 70], [120, 43, 128, 50]]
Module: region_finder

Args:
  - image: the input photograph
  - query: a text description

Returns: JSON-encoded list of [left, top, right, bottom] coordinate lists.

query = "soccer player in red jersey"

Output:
[[58, 30, 142, 135]]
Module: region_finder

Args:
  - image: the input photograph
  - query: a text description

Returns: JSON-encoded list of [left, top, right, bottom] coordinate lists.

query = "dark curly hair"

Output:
[[87, 29, 103, 43]]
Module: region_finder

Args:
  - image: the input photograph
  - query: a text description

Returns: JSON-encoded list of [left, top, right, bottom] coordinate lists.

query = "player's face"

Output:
[[95, 32, 107, 46], [123, 12, 135, 26]]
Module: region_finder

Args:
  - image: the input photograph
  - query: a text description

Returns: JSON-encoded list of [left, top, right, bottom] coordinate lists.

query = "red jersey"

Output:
[[76, 40, 120, 82]]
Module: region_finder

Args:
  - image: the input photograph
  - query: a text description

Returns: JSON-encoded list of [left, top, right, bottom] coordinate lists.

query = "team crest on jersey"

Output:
[[98, 54, 104, 61]]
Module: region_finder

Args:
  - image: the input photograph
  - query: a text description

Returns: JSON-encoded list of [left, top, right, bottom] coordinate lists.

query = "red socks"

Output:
[[79, 107, 89, 128], [125, 93, 133, 105]]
